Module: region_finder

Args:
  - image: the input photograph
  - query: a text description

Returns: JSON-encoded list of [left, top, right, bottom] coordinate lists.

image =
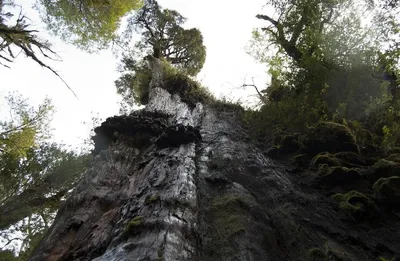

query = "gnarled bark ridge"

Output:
[[29, 58, 400, 261]]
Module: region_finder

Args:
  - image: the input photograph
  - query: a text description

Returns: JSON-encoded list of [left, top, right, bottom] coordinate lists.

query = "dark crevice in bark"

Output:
[[28, 59, 400, 261]]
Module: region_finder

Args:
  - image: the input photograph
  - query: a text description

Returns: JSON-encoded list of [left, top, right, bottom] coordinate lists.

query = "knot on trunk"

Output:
[[156, 124, 201, 148], [92, 110, 170, 154]]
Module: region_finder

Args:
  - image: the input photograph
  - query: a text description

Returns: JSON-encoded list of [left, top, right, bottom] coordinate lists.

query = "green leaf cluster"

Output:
[[0, 93, 90, 259], [246, 0, 400, 150], [36, 0, 143, 51], [116, 57, 213, 109], [123, 0, 206, 76], [115, 57, 152, 109]]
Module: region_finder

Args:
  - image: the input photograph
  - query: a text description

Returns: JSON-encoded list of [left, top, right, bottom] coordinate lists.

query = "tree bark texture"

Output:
[[29, 58, 400, 261]]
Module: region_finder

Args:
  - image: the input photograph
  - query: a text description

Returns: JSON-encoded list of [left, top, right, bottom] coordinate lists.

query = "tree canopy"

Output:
[[125, 0, 206, 76], [115, 0, 206, 110], [36, 0, 143, 52], [249, 0, 399, 105], [0, 93, 90, 259], [246, 0, 400, 151]]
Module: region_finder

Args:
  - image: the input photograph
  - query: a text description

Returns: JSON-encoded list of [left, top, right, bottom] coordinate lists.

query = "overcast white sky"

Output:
[[0, 0, 269, 148]]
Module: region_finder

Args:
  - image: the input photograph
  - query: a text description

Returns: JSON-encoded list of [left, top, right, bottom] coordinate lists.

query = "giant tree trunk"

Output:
[[29, 58, 399, 261]]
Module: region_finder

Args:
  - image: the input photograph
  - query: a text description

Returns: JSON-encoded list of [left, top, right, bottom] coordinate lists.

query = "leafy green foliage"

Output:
[[36, 0, 143, 52], [0, 93, 90, 258], [0, 93, 53, 157], [115, 0, 206, 109], [124, 0, 206, 76], [162, 61, 213, 108], [0, 250, 16, 261], [245, 0, 400, 153], [116, 58, 213, 108], [115, 57, 152, 109]]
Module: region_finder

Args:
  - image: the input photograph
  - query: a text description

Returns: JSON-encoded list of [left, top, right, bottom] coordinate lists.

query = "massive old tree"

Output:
[[27, 61, 400, 261], [14, 0, 400, 260]]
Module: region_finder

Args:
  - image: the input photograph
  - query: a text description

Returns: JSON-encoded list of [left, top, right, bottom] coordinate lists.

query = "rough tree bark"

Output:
[[28, 57, 400, 261]]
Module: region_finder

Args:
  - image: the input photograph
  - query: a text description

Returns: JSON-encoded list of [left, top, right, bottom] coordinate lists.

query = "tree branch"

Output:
[[0, 11, 78, 98], [256, 14, 279, 27], [257, 13, 303, 63], [242, 77, 266, 103], [0, 187, 67, 230], [290, 7, 309, 44]]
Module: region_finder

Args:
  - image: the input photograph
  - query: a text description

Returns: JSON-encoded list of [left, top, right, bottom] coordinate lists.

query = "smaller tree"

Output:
[[249, 0, 400, 118], [245, 0, 400, 150], [116, 0, 206, 109], [126, 0, 206, 76]]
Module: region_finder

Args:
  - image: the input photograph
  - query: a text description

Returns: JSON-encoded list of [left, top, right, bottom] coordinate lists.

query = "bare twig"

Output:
[[0, 8, 78, 98], [242, 76, 267, 103], [0, 237, 24, 251]]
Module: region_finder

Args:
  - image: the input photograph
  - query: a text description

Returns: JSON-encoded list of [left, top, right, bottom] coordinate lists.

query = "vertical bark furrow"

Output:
[[92, 126, 200, 259], [89, 57, 202, 260], [195, 107, 276, 261], [29, 58, 390, 261], [30, 56, 203, 260]]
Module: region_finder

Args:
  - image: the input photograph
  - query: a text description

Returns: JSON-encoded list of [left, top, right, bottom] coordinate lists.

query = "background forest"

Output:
[[1, 0, 400, 260]]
